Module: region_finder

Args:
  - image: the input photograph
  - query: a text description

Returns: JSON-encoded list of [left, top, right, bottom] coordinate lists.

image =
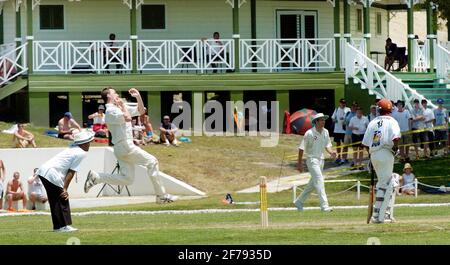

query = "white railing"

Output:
[[0, 43, 16, 57], [345, 42, 436, 111], [137, 39, 234, 73], [202, 39, 234, 72], [0, 43, 27, 86], [240, 38, 335, 71], [440, 41, 450, 51], [435, 43, 450, 80], [413, 39, 430, 72], [33, 40, 132, 73], [340, 38, 366, 69]]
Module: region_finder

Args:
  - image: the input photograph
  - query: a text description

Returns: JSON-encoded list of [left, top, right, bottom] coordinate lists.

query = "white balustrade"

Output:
[[412, 39, 430, 72], [0, 43, 27, 86], [33, 40, 132, 73], [435, 43, 450, 80], [32, 38, 339, 73], [240, 38, 335, 72]]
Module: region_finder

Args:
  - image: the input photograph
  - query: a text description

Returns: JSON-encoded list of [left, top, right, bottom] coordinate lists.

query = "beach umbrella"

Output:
[[290, 108, 317, 135]]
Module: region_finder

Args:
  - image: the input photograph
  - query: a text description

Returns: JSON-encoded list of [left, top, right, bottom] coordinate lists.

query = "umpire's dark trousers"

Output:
[[39, 176, 72, 230]]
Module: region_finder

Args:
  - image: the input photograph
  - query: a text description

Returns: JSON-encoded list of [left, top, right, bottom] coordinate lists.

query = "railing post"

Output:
[[407, 0, 414, 72], [15, 4, 21, 65], [292, 185, 296, 203], [427, 2, 435, 73], [363, 0, 371, 57], [130, 0, 138, 73], [233, 0, 240, 72], [334, 0, 341, 71], [26, 0, 33, 74], [357, 180, 361, 200], [414, 178, 418, 198]]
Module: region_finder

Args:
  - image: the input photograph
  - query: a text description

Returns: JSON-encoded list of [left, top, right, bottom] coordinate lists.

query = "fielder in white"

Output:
[[84, 87, 177, 203], [294, 113, 337, 212], [362, 99, 401, 223]]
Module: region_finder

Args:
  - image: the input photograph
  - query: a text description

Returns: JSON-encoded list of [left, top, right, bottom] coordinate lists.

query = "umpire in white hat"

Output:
[[36, 130, 94, 232], [294, 113, 337, 212]]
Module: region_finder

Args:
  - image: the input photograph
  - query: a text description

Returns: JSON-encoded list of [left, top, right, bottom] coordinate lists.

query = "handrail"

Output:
[[344, 41, 436, 111], [435, 43, 450, 80], [0, 43, 28, 86]]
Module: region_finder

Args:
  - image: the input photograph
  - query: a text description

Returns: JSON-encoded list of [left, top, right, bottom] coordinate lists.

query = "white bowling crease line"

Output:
[[0, 202, 449, 217]]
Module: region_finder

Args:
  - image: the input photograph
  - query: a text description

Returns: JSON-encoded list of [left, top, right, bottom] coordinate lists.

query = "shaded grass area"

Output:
[[0, 206, 449, 244]]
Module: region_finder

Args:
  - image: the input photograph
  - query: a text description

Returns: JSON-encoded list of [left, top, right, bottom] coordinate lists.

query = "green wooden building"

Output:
[[0, 0, 448, 131]]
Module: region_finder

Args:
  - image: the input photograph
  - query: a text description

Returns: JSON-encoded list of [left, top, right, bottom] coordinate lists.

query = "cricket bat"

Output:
[[367, 160, 375, 224]]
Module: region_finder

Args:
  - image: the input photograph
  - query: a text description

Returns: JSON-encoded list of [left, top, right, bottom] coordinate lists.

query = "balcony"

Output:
[[29, 38, 340, 75]]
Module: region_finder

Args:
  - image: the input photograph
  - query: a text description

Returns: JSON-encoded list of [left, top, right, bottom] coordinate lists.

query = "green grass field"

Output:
[[0, 122, 449, 245], [1, 206, 449, 245]]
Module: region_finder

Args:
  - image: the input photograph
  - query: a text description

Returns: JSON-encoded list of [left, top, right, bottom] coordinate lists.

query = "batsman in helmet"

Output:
[[362, 98, 401, 223]]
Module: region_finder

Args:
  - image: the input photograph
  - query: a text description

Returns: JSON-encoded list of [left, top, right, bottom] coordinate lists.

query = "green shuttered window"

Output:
[[141, 5, 165, 29], [40, 5, 64, 30]]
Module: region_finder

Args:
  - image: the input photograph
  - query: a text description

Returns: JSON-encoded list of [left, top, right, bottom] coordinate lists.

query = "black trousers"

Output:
[[39, 176, 72, 230]]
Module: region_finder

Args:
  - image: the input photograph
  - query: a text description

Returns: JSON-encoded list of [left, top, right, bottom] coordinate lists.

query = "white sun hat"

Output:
[[73, 130, 95, 145], [312, 113, 329, 123]]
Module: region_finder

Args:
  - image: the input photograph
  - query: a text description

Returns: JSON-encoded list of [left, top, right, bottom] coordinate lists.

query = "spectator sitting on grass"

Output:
[[160, 115, 179, 146], [14, 123, 36, 148], [58, 112, 82, 140], [27, 168, 48, 210], [140, 108, 154, 143], [6, 172, 27, 211], [88, 105, 108, 138], [400, 163, 416, 195]]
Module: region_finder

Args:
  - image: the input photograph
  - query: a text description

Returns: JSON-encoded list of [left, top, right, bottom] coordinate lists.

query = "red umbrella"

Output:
[[290, 109, 317, 135]]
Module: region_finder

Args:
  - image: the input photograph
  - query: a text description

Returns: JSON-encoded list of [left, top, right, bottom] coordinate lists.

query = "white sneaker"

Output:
[[84, 170, 99, 193], [54, 225, 78, 233], [321, 206, 333, 212], [156, 194, 179, 204], [294, 200, 304, 212]]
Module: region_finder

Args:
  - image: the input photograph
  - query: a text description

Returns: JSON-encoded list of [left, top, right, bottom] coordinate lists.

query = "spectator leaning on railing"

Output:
[[422, 99, 435, 156]]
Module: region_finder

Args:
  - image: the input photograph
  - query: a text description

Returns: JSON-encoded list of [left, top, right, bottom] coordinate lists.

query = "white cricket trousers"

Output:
[[370, 148, 395, 222], [296, 158, 330, 210], [97, 141, 166, 196]]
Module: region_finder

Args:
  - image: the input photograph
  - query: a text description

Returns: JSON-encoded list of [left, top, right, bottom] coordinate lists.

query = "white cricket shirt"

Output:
[[362, 115, 401, 154], [349, 115, 369, 135], [37, 147, 88, 188], [105, 103, 140, 145], [331, 107, 350, 134], [299, 126, 332, 160]]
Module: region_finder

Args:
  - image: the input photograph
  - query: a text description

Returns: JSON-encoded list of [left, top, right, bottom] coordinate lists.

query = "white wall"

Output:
[[0, 146, 205, 199], [389, 10, 448, 48]]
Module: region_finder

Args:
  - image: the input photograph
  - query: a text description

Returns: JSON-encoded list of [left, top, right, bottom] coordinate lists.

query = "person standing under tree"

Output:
[[362, 99, 401, 224], [84, 87, 178, 203], [294, 113, 337, 212], [36, 130, 94, 232]]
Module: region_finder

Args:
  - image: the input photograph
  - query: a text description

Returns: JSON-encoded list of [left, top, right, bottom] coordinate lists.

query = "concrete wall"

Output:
[[0, 146, 204, 198]]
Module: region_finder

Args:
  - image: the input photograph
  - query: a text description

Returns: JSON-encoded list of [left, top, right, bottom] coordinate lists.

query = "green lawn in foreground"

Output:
[[0, 206, 449, 244]]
